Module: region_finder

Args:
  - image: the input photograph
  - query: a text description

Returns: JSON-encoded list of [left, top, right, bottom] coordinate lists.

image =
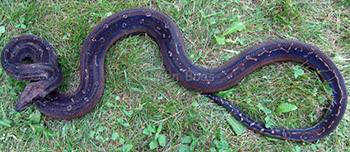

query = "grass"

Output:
[[0, 0, 349, 151]]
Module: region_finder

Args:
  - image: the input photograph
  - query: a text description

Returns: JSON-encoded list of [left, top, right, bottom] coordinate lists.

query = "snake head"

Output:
[[14, 82, 44, 111]]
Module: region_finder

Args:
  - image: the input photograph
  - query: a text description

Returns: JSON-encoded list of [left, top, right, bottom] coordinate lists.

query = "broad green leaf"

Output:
[[294, 145, 301, 152], [214, 35, 226, 45], [20, 17, 25, 23], [115, 96, 121, 100], [29, 110, 41, 123], [256, 103, 272, 114], [149, 140, 158, 150], [222, 22, 245, 37], [180, 136, 192, 144], [264, 116, 274, 128], [104, 12, 113, 18], [96, 135, 104, 141], [225, 38, 235, 44], [246, 98, 252, 104], [143, 124, 155, 135], [275, 103, 298, 114], [237, 38, 245, 45], [294, 66, 304, 78], [210, 17, 216, 24], [155, 133, 159, 139], [122, 144, 133, 152], [106, 101, 114, 107], [221, 140, 228, 149], [311, 144, 317, 150], [148, 124, 156, 133], [98, 126, 104, 132], [143, 128, 151, 135], [157, 123, 163, 133], [0, 26, 5, 35], [258, 97, 272, 103], [158, 134, 166, 147], [179, 145, 191, 152], [192, 101, 199, 107], [89, 131, 95, 138], [182, 0, 189, 5], [119, 138, 125, 144], [213, 139, 221, 148], [111, 132, 119, 141], [122, 123, 130, 127], [190, 140, 198, 151], [318, 96, 327, 104], [226, 116, 247, 136], [125, 110, 133, 117], [117, 118, 124, 124], [265, 136, 280, 141], [0, 119, 11, 127]]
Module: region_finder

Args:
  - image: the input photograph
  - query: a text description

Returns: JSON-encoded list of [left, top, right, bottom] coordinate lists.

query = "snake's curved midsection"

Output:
[[1, 8, 347, 142]]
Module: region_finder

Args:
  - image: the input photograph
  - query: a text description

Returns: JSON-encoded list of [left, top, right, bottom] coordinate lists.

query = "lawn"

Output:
[[0, 0, 349, 151]]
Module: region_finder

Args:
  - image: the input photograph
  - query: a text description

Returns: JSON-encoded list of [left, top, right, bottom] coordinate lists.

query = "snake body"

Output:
[[1, 8, 347, 142]]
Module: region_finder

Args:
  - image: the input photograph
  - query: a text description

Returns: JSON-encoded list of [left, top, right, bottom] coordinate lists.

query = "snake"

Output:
[[1, 8, 347, 142]]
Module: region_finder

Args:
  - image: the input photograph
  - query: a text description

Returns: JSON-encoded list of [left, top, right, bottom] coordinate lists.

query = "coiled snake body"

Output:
[[1, 8, 347, 142]]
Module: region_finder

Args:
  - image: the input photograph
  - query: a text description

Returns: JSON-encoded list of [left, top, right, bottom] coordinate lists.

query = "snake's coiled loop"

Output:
[[1, 35, 62, 111]]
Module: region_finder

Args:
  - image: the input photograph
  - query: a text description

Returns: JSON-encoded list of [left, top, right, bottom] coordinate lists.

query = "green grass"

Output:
[[0, 0, 349, 151]]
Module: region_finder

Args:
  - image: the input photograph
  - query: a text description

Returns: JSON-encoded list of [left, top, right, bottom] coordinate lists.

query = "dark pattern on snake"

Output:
[[1, 8, 347, 142]]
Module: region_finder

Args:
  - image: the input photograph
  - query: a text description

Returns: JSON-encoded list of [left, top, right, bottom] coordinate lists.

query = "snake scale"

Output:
[[1, 8, 347, 142]]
